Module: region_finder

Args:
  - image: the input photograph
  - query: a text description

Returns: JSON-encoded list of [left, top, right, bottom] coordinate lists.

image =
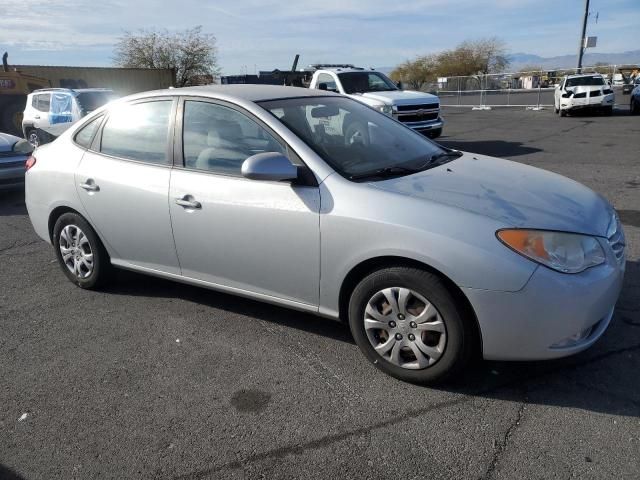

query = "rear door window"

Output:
[[74, 116, 103, 148], [34, 93, 51, 112], [100, 100, 173, 164]]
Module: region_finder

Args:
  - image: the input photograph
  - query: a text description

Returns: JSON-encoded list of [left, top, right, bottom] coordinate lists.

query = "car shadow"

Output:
[[106, 258, 640, 417], [0, 464, 27, 480], [437, 139, 542, 157], [104, 269, 354, 345]]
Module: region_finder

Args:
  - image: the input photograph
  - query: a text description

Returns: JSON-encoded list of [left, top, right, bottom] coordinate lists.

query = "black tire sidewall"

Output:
[[52, 213, 108, 289], [348, 267, 469, 384]]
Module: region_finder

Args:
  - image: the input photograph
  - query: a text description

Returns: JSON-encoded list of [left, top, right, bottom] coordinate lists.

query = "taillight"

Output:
[[25, 156, 36, 171]]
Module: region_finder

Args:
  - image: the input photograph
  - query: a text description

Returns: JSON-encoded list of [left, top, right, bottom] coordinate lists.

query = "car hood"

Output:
[[360, 90, 439, 106], [370, 153, 613, 237], [0, 132, 20, 153]]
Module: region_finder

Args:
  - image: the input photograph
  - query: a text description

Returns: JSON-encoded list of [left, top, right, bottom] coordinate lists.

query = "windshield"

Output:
[[566, 76, 605, 87], [338, 72, 398, 94], [76, 92, 113, 113], [259, 96, 446, 180]]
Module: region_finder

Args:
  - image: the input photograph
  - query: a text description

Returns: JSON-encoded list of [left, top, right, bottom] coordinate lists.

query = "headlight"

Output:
[[497, 229, 605, 274], [375, 104, 394, 116]]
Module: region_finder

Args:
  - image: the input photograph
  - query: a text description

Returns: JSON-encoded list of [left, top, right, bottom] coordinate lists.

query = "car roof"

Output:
[[566, 73, 603, 78], [31, 87, 113, 95], [133, 84, 340, 102], [316, 67, 373, 74]]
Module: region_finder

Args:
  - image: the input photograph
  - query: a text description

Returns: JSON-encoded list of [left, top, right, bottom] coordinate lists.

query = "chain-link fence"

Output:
[[430, 65, 631, 109]]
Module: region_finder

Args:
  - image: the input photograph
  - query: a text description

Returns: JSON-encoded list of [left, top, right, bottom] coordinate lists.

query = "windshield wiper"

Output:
[[427, 149, 464, 165], [349, 165, 420, 181]]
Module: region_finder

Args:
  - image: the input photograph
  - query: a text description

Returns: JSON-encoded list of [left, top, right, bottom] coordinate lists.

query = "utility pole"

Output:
[[577, 0, 590, 73]]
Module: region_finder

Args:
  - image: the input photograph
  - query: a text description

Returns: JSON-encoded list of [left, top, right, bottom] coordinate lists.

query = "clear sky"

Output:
[[1, 0, 638, 74]]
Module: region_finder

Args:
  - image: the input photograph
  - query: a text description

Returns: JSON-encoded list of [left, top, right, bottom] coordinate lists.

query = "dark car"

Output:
[[0, 132, 33, 190], [622, 77, 640, 95]]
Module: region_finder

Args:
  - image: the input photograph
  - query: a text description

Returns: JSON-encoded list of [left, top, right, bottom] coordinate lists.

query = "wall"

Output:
[[14, 65, 176, 95]]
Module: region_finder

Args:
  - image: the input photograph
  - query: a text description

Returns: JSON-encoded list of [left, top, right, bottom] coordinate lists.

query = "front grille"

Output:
[[399, 112, 439, 123], [607, 214, 626, 264], [396, 103, 439, 112]]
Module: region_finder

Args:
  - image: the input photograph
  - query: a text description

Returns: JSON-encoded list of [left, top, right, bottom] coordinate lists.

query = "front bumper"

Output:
[[561, 93, 615, 111], [410, 118, 444, 133], [463, 243, 625, 361]]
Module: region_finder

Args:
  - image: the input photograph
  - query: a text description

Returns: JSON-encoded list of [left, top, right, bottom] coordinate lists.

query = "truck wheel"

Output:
[[0, 100, 24, 136], [427, 128, 442, 139]]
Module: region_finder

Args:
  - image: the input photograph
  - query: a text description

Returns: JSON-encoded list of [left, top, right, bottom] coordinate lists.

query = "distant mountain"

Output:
[[508, 50, 640, 70]]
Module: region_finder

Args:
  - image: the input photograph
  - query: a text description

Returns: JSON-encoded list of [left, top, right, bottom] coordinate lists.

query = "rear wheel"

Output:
[[348, 267, 473, 384], [630, 98, 639, 115], [27, 129, 42, 147], [53, 213, 112, 289]]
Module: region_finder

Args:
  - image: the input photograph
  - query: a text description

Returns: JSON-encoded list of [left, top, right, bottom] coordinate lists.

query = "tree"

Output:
[[114, 26, 220, 87], [390, 55, 438, 90], [436, 38, 510, 76]]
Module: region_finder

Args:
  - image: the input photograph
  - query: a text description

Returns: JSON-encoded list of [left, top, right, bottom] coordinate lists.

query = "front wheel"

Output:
[[426, 128, 442, 139], [632, 99, 639, 115], [348, 267, 473, 384], [27, 129, 42, 147], [53, 213, 112, 289]]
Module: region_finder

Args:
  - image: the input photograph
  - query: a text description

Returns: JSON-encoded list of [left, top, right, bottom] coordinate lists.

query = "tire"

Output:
[[559, 108, 567, 117], [0, 99, 24, 136], [631, 99, 639, 115], [604, 106, 613, 116], [52, 213, 112, 289], [348, 267, 473, 384], [27, 129, 43, 148], [427, 128, 442, 139], [344, 121, 369, 147]]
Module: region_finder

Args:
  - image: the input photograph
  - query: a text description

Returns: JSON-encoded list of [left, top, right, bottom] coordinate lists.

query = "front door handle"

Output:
[[175, 196, 201, 209], [34, 115, 40, 120], [80, 179, 100, 192]]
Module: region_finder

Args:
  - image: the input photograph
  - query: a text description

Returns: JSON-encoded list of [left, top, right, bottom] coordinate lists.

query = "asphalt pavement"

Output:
[[1, 105, 639, 480]]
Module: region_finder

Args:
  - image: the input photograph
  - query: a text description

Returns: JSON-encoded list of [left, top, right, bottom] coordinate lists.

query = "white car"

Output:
[[554, 74, 615, 117], [22, 88, 114, 146]]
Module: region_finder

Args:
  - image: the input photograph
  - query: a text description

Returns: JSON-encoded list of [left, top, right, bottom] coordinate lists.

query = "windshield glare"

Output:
[[76, 92, 113, 113], [338, 72, 398, 94], [259, 97, 445, 180], [566, 76, 605, 87]]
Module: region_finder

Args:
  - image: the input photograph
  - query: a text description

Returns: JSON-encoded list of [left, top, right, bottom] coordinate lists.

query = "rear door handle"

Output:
[[175, 196, 201, 209], [80, 179, 100, 192]]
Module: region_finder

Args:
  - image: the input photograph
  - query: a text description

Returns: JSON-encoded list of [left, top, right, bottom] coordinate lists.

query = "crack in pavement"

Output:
[[480, 390, 527, 480], [170, 342, 640, 480], [0, 239, 41, 254]]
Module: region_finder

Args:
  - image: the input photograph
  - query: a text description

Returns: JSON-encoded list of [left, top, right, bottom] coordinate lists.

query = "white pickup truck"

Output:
[[308, 65, 443, 138]]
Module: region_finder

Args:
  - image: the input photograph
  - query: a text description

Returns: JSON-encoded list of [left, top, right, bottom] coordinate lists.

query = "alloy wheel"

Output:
[[59, 224, 94, 279]]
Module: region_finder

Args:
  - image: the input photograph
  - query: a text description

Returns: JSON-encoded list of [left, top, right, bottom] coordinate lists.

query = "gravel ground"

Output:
[[1, 105, 639, 480]]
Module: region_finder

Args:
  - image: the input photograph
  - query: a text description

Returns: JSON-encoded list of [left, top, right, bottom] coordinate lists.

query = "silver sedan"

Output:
[[25, 85, 625, 384]]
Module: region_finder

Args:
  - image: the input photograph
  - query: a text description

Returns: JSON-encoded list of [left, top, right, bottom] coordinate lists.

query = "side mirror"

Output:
[[396, 81, 403, 89], [241, 152, 298, 182]]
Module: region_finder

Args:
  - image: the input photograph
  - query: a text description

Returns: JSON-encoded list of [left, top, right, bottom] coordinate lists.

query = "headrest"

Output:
[[207, 120, 243, 147]]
